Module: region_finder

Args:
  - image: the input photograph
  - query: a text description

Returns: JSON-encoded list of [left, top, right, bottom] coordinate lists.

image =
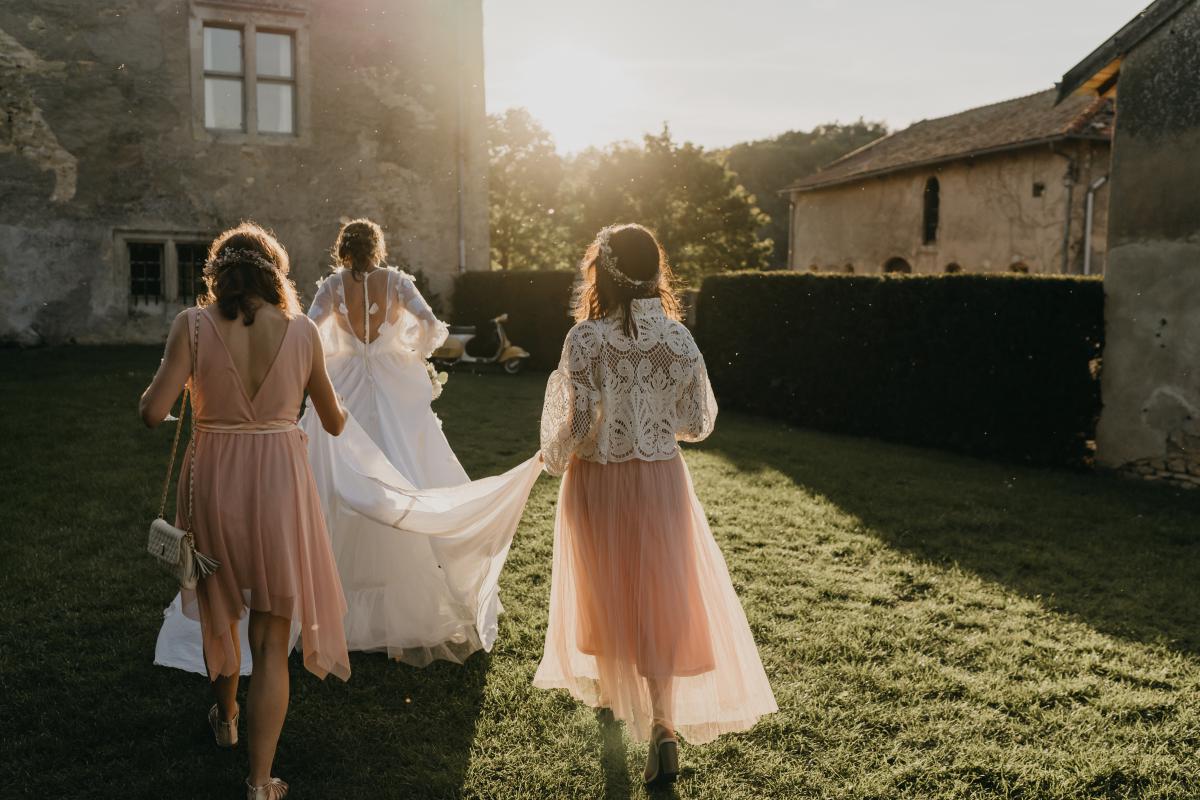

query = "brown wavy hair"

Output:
[[333, 218, 387, 280], [573, 223, 681, 337], [200, 221, 301, 325]]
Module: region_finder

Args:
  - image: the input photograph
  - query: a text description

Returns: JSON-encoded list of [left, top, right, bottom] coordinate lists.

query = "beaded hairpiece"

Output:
[[596, 226, 659, 291], [205, 248, 277, 275]]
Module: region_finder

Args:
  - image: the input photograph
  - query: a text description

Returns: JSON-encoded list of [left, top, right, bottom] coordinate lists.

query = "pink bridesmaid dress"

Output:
[[179, 307, 350, 682]]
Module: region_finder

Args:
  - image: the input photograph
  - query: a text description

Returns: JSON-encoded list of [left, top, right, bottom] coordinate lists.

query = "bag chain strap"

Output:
[[156, 309, 200, 530]]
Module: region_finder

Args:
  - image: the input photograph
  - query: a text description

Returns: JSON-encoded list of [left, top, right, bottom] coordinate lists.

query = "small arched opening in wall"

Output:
[[944, 262, 962, 274], [1009, 261, 1030, 274], [808, 263, 820, 272], [884, 257, 912, 274], [922, 176, 940, 245], [844, 263, 855, 274]]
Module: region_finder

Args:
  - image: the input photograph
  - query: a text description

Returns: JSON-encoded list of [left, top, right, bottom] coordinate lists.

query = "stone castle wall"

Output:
[[0, 0, 489, 345]]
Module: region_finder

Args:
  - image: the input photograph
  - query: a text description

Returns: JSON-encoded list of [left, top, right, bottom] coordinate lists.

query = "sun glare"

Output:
[[492, 42, 648, 153]]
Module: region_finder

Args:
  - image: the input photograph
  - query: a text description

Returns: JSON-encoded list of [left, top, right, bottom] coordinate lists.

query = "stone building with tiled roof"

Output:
[[784, 89, 1113, 275]]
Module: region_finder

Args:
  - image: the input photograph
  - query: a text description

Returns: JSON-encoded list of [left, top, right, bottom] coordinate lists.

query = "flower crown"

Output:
[[597, 226, 658, 291], [205, 248, 278, 275]]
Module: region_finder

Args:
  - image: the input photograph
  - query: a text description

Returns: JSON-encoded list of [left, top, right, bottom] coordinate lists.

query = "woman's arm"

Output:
[[139, 311, 193, 428], [307, 274, 337, 325], [304, 318, 347, 435], [539, 325, 598, 476], [397, 274, 449, 357], [676, 350, 718, 443]]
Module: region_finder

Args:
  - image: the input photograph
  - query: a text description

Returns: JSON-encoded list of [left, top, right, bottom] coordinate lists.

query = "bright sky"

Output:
[[483, 0, 1144, 153]]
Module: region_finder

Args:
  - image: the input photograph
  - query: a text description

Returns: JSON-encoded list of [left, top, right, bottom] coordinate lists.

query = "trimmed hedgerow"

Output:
[[694, 272, 1104, 466], [451, 270, 577, 371]]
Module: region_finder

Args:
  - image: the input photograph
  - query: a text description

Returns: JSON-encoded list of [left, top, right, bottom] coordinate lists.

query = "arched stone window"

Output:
[[922, 177, 940, 245], [884, 257, 912, 273], [844, 263, 855, 274], [944, 262, 962, 274], [1009, 261, 1030, 274]]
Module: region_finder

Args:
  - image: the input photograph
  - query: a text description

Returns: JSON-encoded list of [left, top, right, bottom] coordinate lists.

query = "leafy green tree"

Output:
[[487, 109, 573, 270], [564, 126, 771, 285], [722, 121, 888, 267]]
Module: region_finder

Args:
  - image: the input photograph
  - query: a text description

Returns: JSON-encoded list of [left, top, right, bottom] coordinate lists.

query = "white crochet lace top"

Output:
[[540, 297, 718, 476]]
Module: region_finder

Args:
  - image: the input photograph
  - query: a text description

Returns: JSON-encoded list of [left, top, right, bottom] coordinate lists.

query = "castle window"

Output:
[[922, 177, 940, 245], [884, 257, 912, 274], [255, 31, 295, 134], [944, 262, 962, 273], [129, 243, 164, 305], [191, 4, 308, 144], [176, 243, 209, 303], [1033, 181, 1046, 198], [203, 26, 245, 131], [1010, 261, 1031, 274]]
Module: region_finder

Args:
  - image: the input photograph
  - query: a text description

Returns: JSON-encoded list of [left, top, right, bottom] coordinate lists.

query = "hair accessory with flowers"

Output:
[[597, 226, 658, 290], [205, 248, 277, 275]]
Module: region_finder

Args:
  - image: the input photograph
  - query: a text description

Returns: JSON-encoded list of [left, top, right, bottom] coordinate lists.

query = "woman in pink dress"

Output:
[[536, 224, 777, 788], [140, 222, 349, 800]]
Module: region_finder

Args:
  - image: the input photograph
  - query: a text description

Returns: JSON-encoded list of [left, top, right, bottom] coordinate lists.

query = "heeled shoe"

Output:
[[643, 724, 680, 789], [208, 703, 239, 748], [246, 777, 288, 799]]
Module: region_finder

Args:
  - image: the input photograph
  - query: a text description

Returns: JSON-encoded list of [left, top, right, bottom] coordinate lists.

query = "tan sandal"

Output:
[[208, 703, 239, 749], [246, 777, 288, 799]]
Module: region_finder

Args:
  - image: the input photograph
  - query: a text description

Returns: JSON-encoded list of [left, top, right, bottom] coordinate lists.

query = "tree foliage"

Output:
[[564, 127, 771, 285], [487, 109, 574, 271], [486, 111, 886, 281], [722, 121, 888, 267]]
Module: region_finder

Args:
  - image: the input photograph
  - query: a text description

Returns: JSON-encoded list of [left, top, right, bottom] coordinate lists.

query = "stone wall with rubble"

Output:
[[0, 0, 489, 345], [1095, 1, 1200, 489]]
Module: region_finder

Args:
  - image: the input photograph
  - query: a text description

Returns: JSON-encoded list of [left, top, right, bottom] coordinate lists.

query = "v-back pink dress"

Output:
[[179, 307, 350, 682]]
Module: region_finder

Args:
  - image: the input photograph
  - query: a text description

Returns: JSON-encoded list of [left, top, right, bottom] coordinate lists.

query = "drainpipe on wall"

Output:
[[1060, 160, 1077, 274], [1083, 175, 1109, 276], [786, 196, 795, 270], [454, 0, 468, 273]]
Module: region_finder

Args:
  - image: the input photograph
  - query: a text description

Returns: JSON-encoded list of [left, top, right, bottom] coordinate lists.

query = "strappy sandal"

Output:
[[643, 723, 679, 789], [208, 703, 239, 748], [246, 777, 288, 799]]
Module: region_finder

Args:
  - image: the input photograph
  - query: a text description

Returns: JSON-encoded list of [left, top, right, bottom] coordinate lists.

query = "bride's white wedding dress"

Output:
[[154, 266, 541, 674]]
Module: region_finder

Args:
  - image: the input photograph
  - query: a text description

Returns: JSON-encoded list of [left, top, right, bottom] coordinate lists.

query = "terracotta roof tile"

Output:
[[788, 89, 1113, 192]]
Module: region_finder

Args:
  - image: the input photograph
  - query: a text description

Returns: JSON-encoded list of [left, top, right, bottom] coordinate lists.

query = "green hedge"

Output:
[[695, 272, 1104, 466], [451, 271, 577, 370]]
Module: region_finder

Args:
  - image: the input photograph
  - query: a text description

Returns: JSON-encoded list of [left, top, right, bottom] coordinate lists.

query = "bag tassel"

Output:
[[192, 549, 222, 581]]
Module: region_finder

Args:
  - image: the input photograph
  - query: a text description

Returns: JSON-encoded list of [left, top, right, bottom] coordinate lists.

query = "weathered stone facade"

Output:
[[785, 90, 1112, 276], [1068, 0, 1200, 488], [0, 0, 489, 345]]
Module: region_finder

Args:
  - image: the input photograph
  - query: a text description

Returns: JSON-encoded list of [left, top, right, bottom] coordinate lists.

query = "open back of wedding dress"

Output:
[[155, 267, 541, 673]]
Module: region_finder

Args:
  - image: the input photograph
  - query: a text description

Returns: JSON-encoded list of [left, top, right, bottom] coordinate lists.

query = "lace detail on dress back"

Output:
[[307, 267, 449, 360], [539, 298, 717, 476]]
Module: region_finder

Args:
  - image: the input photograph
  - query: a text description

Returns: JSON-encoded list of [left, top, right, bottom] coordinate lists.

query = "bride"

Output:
[[155, 219, 540, 673]]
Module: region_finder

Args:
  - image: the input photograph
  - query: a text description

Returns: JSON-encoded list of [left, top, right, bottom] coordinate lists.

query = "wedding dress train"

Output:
[[154, 267, 540, 674]]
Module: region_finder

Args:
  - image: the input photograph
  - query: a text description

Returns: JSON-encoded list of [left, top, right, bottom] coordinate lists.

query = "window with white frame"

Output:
[[197, 17, 300, 138]]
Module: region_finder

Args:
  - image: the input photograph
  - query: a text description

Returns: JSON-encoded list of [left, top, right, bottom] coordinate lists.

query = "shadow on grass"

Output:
[[598, 713, 633, 800], [705, 413, 1200, 656], [284, 647, 490, 797]]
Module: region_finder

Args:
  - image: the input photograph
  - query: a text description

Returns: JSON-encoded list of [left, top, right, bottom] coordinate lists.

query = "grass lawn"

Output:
[[2, 345, 1199, 799]]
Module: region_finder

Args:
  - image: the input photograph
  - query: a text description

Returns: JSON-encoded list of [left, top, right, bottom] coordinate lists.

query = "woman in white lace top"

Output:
[[535, 224, 777, 788]]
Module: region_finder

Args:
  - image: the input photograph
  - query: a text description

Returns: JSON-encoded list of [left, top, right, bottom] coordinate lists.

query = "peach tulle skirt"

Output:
[[534, 454, 777, 744]]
